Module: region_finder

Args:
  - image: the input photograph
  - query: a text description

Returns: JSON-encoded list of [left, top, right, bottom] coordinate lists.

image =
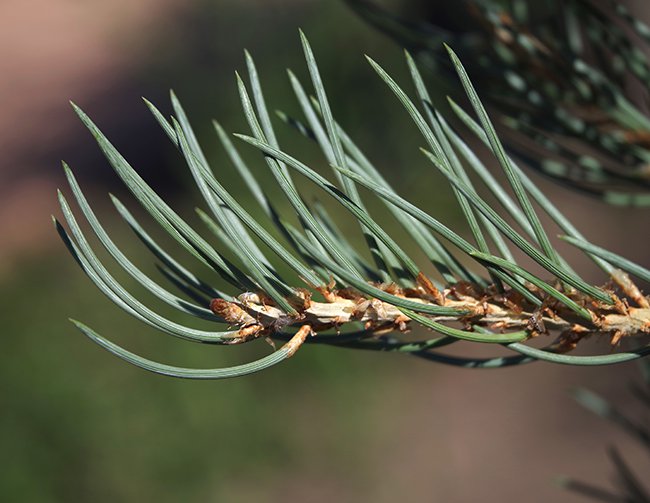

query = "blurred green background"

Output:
[[2, 1, 649, 501]]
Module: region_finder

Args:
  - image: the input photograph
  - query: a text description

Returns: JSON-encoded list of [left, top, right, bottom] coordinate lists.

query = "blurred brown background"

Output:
[[2, 0, 649, 501]]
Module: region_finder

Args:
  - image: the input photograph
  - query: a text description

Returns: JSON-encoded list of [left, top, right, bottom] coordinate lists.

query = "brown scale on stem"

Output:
[[283, 324, 313, 357], [527, 309, 547, 338], [416, 272, 444, 304]]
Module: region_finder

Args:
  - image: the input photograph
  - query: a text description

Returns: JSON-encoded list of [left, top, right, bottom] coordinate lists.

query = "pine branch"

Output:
[[55, 32, 650, 379]]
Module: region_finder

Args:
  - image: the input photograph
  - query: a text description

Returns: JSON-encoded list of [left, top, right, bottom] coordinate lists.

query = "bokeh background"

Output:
[[2, 0, 649, 501]]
